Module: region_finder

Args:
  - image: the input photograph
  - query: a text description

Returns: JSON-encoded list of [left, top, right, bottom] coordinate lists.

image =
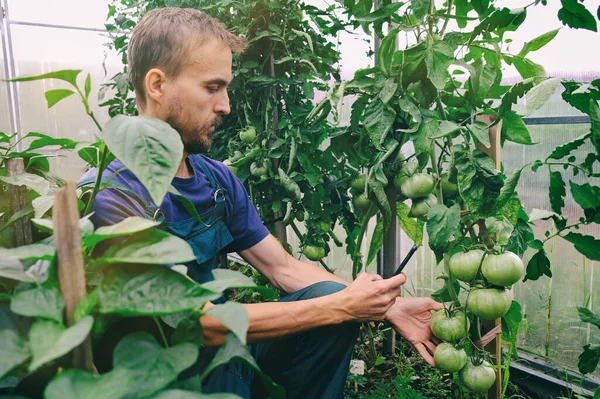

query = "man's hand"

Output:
[[385, 296, 444, 366], [338, 272, 406, 322]]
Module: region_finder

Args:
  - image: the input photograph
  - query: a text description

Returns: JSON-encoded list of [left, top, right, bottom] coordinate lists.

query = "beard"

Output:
[[165, 97, 222, 155]]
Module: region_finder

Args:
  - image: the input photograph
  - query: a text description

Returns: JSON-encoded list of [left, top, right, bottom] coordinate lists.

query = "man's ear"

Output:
[[144, 68, 167, 105]]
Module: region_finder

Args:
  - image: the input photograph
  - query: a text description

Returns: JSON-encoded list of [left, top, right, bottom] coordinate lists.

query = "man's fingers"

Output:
[[424, 340, 437, 354], [414, 343, 436, 367], [382, 273, 407, 290], [429, 299, 444, 311], [431, 336, 442, 345]]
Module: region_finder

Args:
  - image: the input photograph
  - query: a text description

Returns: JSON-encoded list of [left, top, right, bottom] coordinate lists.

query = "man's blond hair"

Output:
[[128, 7, 247, 109]]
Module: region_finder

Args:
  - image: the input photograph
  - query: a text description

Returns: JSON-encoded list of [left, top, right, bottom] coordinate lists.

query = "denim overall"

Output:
[[79, 155, 359, 399]]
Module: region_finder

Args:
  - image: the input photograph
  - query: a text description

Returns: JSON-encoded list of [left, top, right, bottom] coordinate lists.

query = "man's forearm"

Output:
[[270, 257, 349, 293], [200, 293, 350, 346]]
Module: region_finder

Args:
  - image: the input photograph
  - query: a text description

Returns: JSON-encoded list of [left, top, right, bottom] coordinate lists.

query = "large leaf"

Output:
[[83, 217, 160, 249], [0, 244, 55, 261], [469, 60, 497, 103], [10, 287, 65, 323], [102, 115, 184, 205], [497, 166, 523, 209], [113, 332, 198, 399], [0, 257, 37, 283], [512, 56, 546, 80], [547, 133, 590, 160], [377, 28, 400, 76], [578, 344, 600, 374], [563, 233, 600, 261], [366, 219, 384, 266], [590, 99, 600, 155], [570, 182, 600, 211], [363, 99, 396, 149], [98, 229, 195, 265], [558, 0, 597, 32], [28, 316, 94, 371], [44, 89, 75, 108], [44, 368, 133, 399], [470, 7, 527, 43], [0, 172, 50, 196], [0, 309, 31, 380], [98, 264, 220, 316], [32, 195, 55, 218], [411, 0, 431, 21], [378, 79, 399, 104], [501, 301, 523, 342], [485, 217, 514, 246], [397, 202, 424, 246], [199, 334, 285, 399], [426, 204, 461, 251], [8, 70, 81, 87], [577, 307, 600, 328], [507, 218, 534, 257], [524, 248, 552, 282], [206, 302, 249, 345], [425, 40, 454, 90], [24, 132, 78, 152], [357, 4, 404, 22], [428, 120, 461, 139], [154, 391, 243, 399], [498, 78, 537, 118], [502, 111, 533, 144], [467, 121, 491, 148], [526, 78, 561, 116], [549, 171, 566, 213], [518, 29, 560, 57]]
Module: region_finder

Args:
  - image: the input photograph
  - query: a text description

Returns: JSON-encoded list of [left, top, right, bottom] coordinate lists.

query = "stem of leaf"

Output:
[[153, 316, 169, 348], [444, 251, 461, 308], [430, 141, 443, 204], [439, 0, 454, 35], [83, 143, 109, 216]]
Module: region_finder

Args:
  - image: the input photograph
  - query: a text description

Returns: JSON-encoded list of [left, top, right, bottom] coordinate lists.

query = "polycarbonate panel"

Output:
[[0, 33, 12, 133], [7, 0, 112, 30], [12, 24, 122, 181]]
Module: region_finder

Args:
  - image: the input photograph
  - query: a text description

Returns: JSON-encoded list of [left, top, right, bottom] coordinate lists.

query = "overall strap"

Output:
[[193, 155, 227, 204]]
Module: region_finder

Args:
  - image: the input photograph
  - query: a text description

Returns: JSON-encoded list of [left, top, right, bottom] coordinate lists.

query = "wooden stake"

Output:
[[476, 115, 503, 399], [6, 158, 33, 246], [53, 181, 95, 372]]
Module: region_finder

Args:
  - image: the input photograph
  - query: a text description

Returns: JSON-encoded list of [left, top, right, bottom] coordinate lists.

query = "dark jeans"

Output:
[[202, 281, 359, 399]]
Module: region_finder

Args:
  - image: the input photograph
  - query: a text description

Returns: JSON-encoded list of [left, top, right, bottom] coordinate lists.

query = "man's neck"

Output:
[[176, 153, 193, 178]]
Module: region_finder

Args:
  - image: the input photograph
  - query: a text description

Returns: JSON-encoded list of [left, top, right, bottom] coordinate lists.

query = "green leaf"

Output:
[[74, 289, 99, 323], [367, 219, 384, 266], [426, 204, 461, 251], [10, 287, 65, 323], [102, 115, 184, 205], [0, 257, 37, 283], [31, 195, 52, 219], [428, 120, 461, 139], [24, 132, 78, 151], [170, 312, 204, 346], [485, 217, 514, 246], [84, 73, 91, 100], [563, 233, 600, 261], [529, 208, 557, 221], [498, 78, 537, 118], [29, 316, 94, 371], [558, 0, 597, 32], [498, 166, 523, 209], [547, 133, 590, 160], [397, 202, 424, 246], [199, 334, 285, 399], [202, 269, 256, 292], [570, 182, 600, 211], [206, 302, 249, 345], [0, 312, 31, 380], [113, 332, 198, 399], [577, 307, 600, 328], [507, 218, 534, 257], [512, 56, 546, 80], [549, 171, 566, 213], [377, 28, 400, 76], [44, 89, 75, 109], [8, 69, 81, 87], [425, 40, 454, 90], [501, 301, 523, 342], [99, 229, 196, 265], [378, 79, 399, 104], [431, 278, 460, 303], [526, 78, 561, 116], [578, 344, 600, 374], [44, 368, 133, 399], [98, 264, 219, 316], [0, 172, 50, 196], [524, 248, 552, 282], [155, 391, 243, 399], [83, 217, 160, 249], [590, 99, 600, 154], [518, 29, 560, 57], [0, 243, 55, 261], [363, 99, 396, 150], [357, 3, 404, 22], [467, 121, 491, 147], [470, 7, 527, 43], [502, 111, 533, 145], [411, 0, 431, 21], [469, 60, 497, 103]]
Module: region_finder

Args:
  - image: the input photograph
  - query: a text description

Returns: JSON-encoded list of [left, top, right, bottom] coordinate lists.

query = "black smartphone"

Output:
[[393, 244, 418, 276]]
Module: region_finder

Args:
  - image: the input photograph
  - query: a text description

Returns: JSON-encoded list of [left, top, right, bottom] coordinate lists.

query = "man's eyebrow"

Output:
[[204, 78, 230, 86]]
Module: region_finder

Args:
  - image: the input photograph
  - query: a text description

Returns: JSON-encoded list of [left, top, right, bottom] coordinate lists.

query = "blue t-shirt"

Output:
[[82, 155, 269, 254]]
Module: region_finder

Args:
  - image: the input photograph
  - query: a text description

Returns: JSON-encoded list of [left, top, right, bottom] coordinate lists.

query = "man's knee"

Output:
[[296, 281, 346, 300]]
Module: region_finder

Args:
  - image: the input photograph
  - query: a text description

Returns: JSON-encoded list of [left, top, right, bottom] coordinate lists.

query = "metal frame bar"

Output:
[[9, 20, 108, 33], [1, 0, 22, 146], [523, 115, 591, 125]]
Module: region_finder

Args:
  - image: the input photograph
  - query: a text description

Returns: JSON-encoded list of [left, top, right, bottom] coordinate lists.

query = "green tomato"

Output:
[[482, 251, 524, 287], [317, 220, 330, 233], [401, 173, 435, 199], [409, 194, 437, 219], [351, 174, 367, 191], [449, 250, 485, 282], [459, 360, 496, 393], [441, 173, 459, 198], [304, 245, 325, 261], [466, 288, 512, 320], [250, 161, 268, 177], [223, 159, 238, 174], [393, 161, 418, 190], [296, 211, 305, 222], [239, 126, 257, 143], [231, 150, 244, 162], [354, 193, 372, 213], [430, 310, 468, 343], [434, 343, 467, 373]]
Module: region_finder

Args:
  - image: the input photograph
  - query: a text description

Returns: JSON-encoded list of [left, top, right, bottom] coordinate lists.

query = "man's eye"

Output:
[[207, 86, 219, 93]]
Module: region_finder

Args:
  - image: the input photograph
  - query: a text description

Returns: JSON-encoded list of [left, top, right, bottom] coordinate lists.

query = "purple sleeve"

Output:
[[218, 165, 269, 253], [89, 188, 147, 228]]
